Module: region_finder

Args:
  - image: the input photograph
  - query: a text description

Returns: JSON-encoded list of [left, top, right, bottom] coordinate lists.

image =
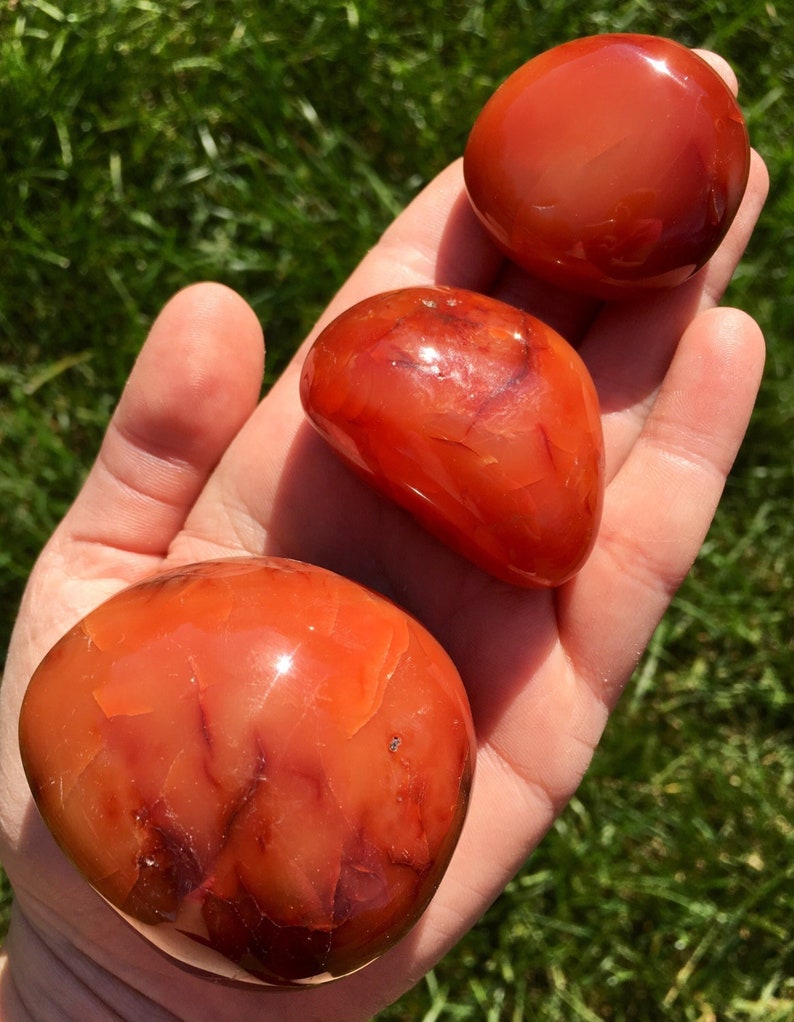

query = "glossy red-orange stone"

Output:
[[463, 34, 751, 299], [300, 285, 604, 588], [19, 557, 474, 986]]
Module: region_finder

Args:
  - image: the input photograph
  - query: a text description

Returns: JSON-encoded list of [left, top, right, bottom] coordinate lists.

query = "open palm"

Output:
[[0, 54, 768, 1021]]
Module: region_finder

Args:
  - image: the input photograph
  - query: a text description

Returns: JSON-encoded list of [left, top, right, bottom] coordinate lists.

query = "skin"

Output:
[[0, 52, 769, 1022]]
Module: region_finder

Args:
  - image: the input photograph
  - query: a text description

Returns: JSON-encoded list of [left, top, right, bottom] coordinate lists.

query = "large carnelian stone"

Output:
[[19, 557, 474, 986], [300, 285, 604, 588]]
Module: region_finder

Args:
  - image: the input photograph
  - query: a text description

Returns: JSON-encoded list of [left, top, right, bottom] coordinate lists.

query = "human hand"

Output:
[[0, 53, 768, 1021]]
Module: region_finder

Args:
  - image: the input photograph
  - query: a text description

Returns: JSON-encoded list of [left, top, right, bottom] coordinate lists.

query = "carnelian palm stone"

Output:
[[19, 557, 475, 986]]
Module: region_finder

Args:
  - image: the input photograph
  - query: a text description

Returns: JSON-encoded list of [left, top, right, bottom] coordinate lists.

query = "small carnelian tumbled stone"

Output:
[[463, 34, 750, 299], [301, 285, 604, 588], [19, 557, 474, 987]]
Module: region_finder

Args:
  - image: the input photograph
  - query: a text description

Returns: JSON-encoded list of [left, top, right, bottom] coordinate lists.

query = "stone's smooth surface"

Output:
[[463, 34, 751, 300], [19, 557, 474, 986], [300, 285, 604, 588]]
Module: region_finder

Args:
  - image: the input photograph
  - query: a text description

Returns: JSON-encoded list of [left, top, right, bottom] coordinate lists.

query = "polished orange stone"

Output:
[[300, 285, 604, 587], [464, 34, 750, 299], [19, 557, 474, 986]]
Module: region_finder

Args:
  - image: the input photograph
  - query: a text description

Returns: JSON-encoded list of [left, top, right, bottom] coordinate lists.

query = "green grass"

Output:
[[1, 1, 792, 1018]]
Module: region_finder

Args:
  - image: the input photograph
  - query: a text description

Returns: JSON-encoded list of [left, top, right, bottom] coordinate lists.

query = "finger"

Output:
[[55, 283, 264, 575], [694, 49, 739, 95], [558, 305, 765, 708], [698, 147, 770, 308]]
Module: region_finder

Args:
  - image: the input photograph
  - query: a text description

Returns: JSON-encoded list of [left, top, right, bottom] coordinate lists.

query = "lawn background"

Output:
[[0, 1, 792, 1019]]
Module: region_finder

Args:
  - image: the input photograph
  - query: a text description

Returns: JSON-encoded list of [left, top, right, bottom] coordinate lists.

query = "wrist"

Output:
[[0, 896, 403, 1022]]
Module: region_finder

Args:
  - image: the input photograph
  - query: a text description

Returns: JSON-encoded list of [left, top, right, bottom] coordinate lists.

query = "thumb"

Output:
[[55, 281, 264, 579]]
